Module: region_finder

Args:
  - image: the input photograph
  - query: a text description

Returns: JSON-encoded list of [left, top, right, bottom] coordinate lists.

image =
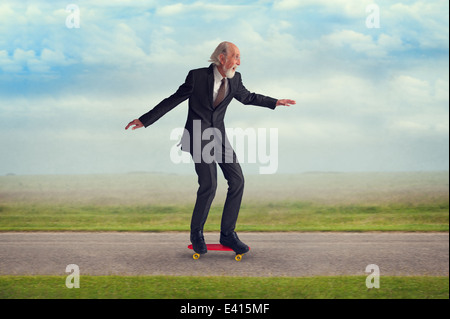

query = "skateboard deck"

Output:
[[188, 244, 250, 261]]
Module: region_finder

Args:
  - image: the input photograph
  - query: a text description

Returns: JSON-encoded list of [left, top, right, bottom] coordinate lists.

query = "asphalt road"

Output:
[[0, 232, 448, 277]]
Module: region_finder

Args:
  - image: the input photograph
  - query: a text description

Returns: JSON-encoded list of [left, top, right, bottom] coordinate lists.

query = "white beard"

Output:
[[225, 64, 238, 79]]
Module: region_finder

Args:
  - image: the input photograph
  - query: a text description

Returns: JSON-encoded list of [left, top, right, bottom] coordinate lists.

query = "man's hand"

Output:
[[276, 99, 296, 107], [125, 119, 144, 130]]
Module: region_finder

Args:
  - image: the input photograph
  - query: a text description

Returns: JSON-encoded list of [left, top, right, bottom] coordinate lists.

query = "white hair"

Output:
[[209, 42, 230, 66]]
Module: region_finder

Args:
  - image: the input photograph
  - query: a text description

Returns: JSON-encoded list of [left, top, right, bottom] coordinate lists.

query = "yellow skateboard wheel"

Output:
[[235, 254, 243, 261], [193, 253, 200, 260]]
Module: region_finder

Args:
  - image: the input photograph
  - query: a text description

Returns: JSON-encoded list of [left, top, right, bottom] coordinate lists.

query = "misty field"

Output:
[[0, 172, 448, 231]]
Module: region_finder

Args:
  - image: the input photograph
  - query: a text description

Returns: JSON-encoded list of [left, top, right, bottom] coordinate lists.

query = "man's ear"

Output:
[[219, 53, 226, 65]]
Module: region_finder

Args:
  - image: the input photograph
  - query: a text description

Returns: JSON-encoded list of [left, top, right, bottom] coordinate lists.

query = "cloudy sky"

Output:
[[0, 0, 448, 175]]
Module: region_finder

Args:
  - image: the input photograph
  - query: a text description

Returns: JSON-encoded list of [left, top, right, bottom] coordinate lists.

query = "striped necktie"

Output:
[[214, 78, 226, 107]]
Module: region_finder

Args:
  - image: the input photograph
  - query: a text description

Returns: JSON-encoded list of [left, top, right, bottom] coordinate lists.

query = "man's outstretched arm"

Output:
[[234, 73, 296, 109], [125, 70, 194, 130]]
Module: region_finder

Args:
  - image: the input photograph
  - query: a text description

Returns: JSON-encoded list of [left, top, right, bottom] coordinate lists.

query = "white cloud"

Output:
[[274, 0, 373, 17], [320, 29, 409, 58], [40, 48, 73, 66], [388, 75, 432, 108], [156, 1, 251, 16], [386, 1, 449, 49], [156, 3, 185, 16], [0, 47, 75, 74], [0, 3, 14, 19], [434, 78, 449, 102], [0, 50, 21, 72]]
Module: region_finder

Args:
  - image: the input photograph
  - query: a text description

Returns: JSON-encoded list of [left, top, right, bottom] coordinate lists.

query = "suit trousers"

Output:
[[190, 150, 244, 235]]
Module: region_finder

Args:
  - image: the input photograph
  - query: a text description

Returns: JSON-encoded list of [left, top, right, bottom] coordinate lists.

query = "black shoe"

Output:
[[190, 231, 207, 254], [220, 232, 249, 254]]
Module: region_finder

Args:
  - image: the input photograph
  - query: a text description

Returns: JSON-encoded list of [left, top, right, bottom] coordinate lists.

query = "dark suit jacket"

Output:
[[139, 63, 277, 157]]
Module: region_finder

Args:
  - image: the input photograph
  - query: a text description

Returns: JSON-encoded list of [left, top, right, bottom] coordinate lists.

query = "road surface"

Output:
[[0, 232, 448, 276]]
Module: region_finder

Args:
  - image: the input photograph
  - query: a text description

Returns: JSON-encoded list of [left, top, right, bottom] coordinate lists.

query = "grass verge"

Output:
[[0, 275, 448, 299], [0, 201, 448, 231]]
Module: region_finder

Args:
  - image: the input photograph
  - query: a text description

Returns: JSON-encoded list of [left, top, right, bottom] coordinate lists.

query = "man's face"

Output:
[[220, 45, 241, 79]]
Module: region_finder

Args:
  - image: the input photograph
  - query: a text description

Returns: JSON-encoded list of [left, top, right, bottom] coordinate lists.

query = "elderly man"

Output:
[[126, 42, 295, 255]]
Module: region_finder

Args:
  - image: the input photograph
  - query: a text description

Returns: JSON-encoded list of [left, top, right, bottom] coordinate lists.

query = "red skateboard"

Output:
[[188, 244, 249, 261]]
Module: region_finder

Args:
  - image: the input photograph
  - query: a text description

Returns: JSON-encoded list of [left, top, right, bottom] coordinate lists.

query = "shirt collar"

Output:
[[213, 65, 225, 83]]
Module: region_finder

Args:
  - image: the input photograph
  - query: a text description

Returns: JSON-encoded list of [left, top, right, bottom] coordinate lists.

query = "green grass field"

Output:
[[0, 172, 448, 232], [1, 275, 448, 299], [0, 201, 448, 231]]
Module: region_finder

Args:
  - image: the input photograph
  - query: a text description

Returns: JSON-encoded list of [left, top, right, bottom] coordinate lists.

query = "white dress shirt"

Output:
[[213, 65, 229, 102]]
